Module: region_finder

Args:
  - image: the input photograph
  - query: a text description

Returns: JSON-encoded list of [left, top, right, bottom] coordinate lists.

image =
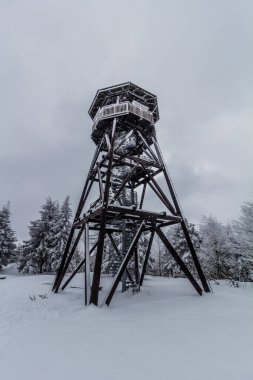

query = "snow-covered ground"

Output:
[[1, 266, 253, 380]]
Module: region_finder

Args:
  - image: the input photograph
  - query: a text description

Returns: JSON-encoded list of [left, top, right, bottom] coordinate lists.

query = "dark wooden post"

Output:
[[90, 119, 117, 305], [84, 223, 91, 305], [156, 227, 202, 295], [152, 137, 210, 293], [54, 225, 85, 292], [53, 141, 102, 292], [140, 230, 155, 286]]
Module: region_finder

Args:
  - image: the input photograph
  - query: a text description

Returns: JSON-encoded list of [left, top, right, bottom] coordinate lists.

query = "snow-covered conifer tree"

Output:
[[18, 196, 80, 274], [149, 234, 168, 276], [36, 197, 59, 272], [138, 232, 149, 268], [231, 201, 253, 280], [150, 220, 201, 278], [18, 198, 59, 273], [199, 216, 233, 279], [101, 235, 115, 274], [234, 201, 253, 258], [0, 203, 17, 269], [167, 221, 201, 277], [50, 196, 72, 272]]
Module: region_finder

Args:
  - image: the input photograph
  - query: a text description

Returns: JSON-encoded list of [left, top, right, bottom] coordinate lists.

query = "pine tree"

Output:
[[224, 223, 247, 281], [138, 232, 149, 268], [152, 220, 201, 278], [18, 196, 80, 274], [149, 234, 168, 276], [101, 235, 115, 274], [18, 198, 59, 273], [234, 201, 253, 258], [50, 196, 73, 272], [169, 221, 201, 277], [36, 198, 59, 272], [231, 201, 253, 280], [199, 216, 233, 280], [0, 203, 17, 269]]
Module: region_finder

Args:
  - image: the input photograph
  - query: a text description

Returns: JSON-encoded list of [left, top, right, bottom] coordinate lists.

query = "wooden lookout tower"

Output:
[[52, 82, 210, 306]]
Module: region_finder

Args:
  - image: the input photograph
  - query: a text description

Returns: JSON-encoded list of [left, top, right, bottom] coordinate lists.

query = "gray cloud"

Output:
[[0, 0, 252, 240]]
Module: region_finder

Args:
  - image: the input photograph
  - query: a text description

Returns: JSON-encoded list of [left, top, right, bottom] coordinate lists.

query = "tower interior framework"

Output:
[[53, 82, 210, 306]]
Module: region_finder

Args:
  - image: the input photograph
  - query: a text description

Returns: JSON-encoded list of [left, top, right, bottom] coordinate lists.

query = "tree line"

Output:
[[148, 210, 253, 283], [0, 197, 252, 282], [0, 197, 81, 274]]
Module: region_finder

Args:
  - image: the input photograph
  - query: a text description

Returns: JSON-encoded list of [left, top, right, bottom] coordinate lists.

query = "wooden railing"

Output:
[[93, 102, 154, 130]]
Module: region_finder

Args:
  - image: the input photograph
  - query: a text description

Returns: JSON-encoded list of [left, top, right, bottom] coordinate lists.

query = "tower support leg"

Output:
[[156, 227, 202, 296], [90, 119, 117, 305], [134, 247, 140, 290], [140, 230, 155, 286], [152, 137, 210, 293], [54, 225, 84, 292], [84, 224, 91, 305], [53, 141, 102, 292]]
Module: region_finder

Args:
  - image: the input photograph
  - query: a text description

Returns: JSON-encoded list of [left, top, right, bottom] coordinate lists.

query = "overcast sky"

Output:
[[1, 0, 253, 240]]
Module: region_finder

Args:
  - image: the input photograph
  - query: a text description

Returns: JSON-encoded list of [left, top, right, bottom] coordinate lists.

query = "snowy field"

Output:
[[1, 266, 253, 380]]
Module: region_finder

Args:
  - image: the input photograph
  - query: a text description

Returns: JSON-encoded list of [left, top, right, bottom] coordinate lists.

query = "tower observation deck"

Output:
[[53, 82, 210, 306], [89, 82, 159, 147]]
